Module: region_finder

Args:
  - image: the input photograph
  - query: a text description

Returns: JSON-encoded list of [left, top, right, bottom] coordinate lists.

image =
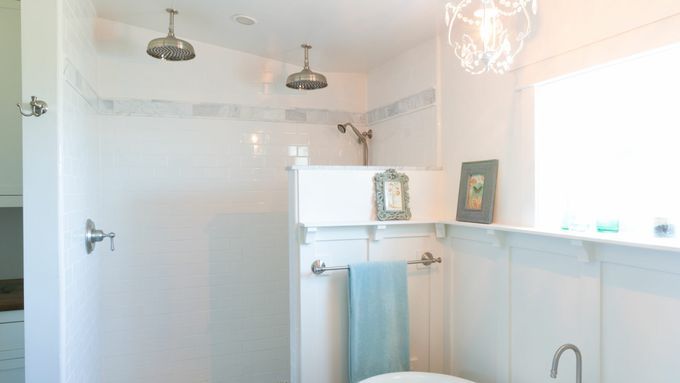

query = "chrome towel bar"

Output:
[[311, 252, 442, 275]]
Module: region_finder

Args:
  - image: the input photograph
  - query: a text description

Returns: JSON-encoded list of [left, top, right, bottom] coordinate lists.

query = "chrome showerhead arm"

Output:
[[302, 44, 311, 69], [166, 8, 178, 37]]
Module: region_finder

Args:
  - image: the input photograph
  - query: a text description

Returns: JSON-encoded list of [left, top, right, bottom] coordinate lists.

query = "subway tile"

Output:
[[64, 25, 438, 383]]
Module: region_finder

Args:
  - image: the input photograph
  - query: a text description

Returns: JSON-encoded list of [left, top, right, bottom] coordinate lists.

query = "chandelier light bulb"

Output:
[[445, 0, 537, 74]]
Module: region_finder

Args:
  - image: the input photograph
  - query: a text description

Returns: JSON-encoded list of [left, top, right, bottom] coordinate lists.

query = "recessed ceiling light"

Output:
[[232, 14, 257, 26]]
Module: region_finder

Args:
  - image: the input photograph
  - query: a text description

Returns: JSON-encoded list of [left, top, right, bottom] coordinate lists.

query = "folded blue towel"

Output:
[[348, 261, 410, 383]]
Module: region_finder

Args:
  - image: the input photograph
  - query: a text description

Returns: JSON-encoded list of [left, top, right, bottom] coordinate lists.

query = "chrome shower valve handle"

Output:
[[17, 96, 48, 117], [85, 219, 116, 254]]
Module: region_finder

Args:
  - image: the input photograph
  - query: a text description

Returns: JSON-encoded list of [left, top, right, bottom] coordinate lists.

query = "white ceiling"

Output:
[[91, 0, 443, 73]]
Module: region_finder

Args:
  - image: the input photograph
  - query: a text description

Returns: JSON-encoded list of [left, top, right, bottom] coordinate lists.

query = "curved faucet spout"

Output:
[[551, 344, 582, 383]]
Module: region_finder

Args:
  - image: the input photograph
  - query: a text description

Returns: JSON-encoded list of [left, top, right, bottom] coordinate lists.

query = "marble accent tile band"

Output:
[[63, 62, 436, 128], [98, 98, 366, 126], [63, 59, 99, 111], [366, 88, 436, 126]]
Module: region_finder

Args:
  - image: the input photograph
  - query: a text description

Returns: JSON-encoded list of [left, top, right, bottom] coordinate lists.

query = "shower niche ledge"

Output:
[[299, 221, 447, 244]]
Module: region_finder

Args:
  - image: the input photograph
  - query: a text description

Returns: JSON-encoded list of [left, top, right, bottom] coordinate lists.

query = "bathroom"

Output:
[[2, 0, 680, 382]]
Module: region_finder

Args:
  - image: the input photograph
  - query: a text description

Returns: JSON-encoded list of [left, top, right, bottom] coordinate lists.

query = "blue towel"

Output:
[[348, 261, 410, 383]]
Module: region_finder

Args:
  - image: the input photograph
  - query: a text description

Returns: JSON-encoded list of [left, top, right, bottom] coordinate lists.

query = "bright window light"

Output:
[[534, 44, 680, 235]]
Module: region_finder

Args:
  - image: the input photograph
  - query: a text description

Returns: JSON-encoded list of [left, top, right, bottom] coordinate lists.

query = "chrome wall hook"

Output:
[[17, 96, 48, 117], [85, 219, 116, 254]]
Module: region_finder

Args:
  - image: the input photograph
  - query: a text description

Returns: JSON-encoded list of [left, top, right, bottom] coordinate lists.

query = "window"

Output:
[[534, 44, 680, 235]]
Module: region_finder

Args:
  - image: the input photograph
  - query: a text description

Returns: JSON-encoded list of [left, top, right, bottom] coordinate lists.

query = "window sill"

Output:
[[297, 219, 680, 253], [444, 221, 680, 254]]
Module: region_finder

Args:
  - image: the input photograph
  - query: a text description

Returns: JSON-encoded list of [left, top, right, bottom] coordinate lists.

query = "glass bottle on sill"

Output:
[[595, 200, 620, 233], [566, 208, 592, 232], [596, 217, 620, 233], [653, 217, 675, 238]]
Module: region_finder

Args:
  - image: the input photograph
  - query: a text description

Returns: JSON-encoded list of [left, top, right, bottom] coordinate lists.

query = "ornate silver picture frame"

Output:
[[374, 169, 412, 221]]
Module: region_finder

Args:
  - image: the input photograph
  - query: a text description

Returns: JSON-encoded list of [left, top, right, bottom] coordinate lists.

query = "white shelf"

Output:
[[300, 220, 438, 228], [444, 221, 680, 254], [299, 220, 446, 244], [298, 219, 680, 253], [288, 165, 443, 171]]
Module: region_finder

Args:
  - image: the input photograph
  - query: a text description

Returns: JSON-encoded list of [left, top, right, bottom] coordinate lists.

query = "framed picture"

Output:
[[456, 160, 499, 224], [374, 169, 412, 221]]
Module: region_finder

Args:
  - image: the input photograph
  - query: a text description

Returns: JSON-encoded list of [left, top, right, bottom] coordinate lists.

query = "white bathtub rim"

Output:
[[358, 371, 476, 383]]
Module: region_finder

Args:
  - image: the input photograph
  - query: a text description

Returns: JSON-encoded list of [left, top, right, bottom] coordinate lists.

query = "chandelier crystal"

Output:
[[445, 0, 537, 74]]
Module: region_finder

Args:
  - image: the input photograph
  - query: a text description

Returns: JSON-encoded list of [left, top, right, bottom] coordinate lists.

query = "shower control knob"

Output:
[[85, 219, 116, 254]]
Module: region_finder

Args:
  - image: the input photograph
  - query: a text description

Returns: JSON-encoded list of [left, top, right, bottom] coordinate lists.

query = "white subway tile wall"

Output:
[[97, 116, 362, 383], [59, 12, 439, 382], [62, 0, 102, 382], [366, 39, 440, 168]]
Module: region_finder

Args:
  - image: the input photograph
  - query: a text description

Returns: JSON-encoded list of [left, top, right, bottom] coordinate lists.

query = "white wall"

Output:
[[440, 1, 680, 382], [94, 18, 367, 383], [23, 0, 104, 380], [441, 0, 680, 225], [367, 39, 440, 167], [62, 0, 103, 381], [21, 0, 64, 378]]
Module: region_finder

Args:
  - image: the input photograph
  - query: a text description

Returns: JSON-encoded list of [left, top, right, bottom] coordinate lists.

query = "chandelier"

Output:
[[445, 0, 537, 74]]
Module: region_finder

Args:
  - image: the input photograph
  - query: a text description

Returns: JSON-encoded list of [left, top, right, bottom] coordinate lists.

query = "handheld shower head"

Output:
[[337, 123, 369, 141], [336, 122, 373, 166]]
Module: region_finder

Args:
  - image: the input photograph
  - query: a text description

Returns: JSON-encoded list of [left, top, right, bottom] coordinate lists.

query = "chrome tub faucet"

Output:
[[551, 343, 582, 383]]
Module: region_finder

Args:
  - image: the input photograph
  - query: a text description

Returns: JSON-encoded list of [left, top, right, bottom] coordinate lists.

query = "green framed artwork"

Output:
[[456, 160, 498, 224]]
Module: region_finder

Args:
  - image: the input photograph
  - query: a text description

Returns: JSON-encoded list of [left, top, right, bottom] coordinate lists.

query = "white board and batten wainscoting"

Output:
[[445, 223, 680, 383], [289, 165, 680, 383], [288, 166, 450, 383]]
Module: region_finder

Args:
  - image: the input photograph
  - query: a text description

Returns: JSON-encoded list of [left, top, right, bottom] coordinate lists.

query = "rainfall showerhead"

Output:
[[147, 9, 196, 61], [286, 44, 328, 90]]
